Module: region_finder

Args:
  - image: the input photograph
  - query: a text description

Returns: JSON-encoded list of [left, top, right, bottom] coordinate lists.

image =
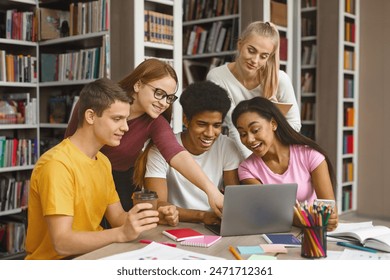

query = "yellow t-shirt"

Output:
[[25, 139, 119, 260]]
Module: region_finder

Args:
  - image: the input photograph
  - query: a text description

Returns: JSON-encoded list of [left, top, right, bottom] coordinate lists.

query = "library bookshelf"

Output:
[[182, 0, 241, 87], [262, 0, 294, 79], [0, 0, 112, 259], [132, 0, 183, 133], [293, 0, 318, 140], [317, 0, 359, 214], [0, 0, 38, 260]]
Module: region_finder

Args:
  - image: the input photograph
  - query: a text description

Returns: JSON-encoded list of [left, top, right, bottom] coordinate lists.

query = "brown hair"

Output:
[[77, 77, 130, 127], [119, 58, 178, 100], [130, 59, 177, 187], [237, 21, 280, 99]]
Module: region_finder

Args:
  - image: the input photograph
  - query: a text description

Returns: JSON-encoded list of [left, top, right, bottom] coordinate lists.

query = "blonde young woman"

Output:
[[65, 59, 223, 218], [207, 21, 301, 158]]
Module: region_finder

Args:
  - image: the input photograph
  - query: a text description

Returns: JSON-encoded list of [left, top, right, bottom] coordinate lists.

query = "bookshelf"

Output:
[[262, 0, 294, 78], [0, 0, 38, 260], [0, 0, 114, 259], [132, 0, 183, 133], [293, 0, 318, 140], [37, 0, 110, 154], [239, 0, 294, 78], [317, 0, 359, 214], [182, 0, 241, 86]]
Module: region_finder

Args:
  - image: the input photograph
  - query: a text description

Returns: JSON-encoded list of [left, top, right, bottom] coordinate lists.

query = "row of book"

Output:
[[301, 72, 315, 93], [301, 17, 317, 37], [0, 93, 37, 125], [2, 9, 37, 42], [69, 0, 110, 36], [0, 218, 26, 255], [301, 44, 317, 66], [270, 1, 287, 27], [345, 22, 356, 43], [0, 137, 38, 168], [300, 126, 315, 140], [279, 37, 288, 61], [342, 187, 353, 211], [343, 134, 354, 154], [41, 47, 105, 82], [184, 20, 238, 55], [144, 10, 174, 45], [344, 107, 355, 127], [183, 0, 239, 22], [0, 51, 37, 83], [301, 101, 315, 121], [345, 0, 356, 15], [48, 95, 71, 124], [344, 77, 354, 98], [344, 49, 355, 70], [39, 0, 110, 40], [0, 177, 29, 212], [342, 161, 354, 183], [301, 0, 317, 8]]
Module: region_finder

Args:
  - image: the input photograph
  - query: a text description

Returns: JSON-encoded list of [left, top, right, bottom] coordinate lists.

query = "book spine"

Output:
[[162, 231, 177, 241]]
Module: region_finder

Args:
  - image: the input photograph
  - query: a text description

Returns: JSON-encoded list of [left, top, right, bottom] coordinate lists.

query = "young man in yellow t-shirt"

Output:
[[25, 78, 178, 260]]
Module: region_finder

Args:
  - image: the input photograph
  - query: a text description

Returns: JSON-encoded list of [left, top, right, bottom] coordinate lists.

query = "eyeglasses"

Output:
[[144, 83, 178, 104]]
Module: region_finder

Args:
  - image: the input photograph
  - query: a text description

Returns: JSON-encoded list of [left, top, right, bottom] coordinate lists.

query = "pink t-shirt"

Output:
[[238, 145, 325, 203]]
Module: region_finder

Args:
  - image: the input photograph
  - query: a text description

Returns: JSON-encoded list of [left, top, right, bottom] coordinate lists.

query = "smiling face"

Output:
[[134, 76, 177, 119], [237, 34, 275, 78], [235, 111, 277, 158], [181, 111, 224, 155], [92, 100, 130, 147]]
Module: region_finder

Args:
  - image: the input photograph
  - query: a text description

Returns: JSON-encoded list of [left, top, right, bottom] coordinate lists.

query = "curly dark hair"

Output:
[[180, 81, 231, 121]]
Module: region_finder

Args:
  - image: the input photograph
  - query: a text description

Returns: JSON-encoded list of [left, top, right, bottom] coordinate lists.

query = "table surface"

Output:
[[75, 222, 343, 260]]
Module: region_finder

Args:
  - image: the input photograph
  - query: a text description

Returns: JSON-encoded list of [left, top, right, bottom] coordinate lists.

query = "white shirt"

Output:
[[145, 133, 243, 211], [207, 64, 301, 158]]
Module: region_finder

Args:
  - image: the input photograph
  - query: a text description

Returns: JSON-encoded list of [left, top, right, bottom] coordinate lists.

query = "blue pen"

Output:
[[336, 241, 377, 253]]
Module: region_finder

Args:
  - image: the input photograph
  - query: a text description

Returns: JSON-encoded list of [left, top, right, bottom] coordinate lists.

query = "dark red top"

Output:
[[64, 102, 185, 171]]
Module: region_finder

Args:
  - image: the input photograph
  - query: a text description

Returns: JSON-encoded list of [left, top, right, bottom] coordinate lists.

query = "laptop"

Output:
[[205, 183, 298, 236]]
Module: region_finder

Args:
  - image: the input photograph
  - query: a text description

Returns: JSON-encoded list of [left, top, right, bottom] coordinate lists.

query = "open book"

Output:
[[327, 221, 390, 252]]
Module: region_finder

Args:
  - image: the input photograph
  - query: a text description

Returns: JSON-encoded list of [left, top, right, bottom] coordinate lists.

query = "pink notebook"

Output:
[[180, 235, 222, 247]]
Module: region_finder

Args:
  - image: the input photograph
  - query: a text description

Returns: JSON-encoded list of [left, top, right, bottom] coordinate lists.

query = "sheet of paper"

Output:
[[100, 242, 225, 260], [338, 249, 390, 260]]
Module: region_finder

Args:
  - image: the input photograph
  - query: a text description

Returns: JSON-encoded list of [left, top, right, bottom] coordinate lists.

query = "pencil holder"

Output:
[[300, 226, 327, 258]]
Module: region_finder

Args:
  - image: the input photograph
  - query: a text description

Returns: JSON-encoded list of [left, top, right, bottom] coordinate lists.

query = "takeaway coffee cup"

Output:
[[132, 189, 158, 210]]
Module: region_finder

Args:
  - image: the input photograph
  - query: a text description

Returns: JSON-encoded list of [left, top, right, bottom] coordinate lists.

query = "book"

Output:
[[162, 228, 203, 242], [327, 222, 390, 253], [272, 101, 293, 116], [180, 235, 221, 248], [262, 233, 301, 247], [183, 59, 209, 85]]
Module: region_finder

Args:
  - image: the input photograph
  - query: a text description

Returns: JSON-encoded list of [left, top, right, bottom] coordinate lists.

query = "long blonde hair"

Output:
[[237, 21, 280, 99]]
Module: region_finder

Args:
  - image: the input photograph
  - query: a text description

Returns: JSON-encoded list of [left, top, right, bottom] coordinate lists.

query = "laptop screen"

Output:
[[205, 183, 298, 236]]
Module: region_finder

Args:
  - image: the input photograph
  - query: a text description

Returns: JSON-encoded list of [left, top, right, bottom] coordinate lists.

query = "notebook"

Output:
[[205, 183, 298, 236], [162, 228, 203, 241], [180, 235, 222, 248], [262, 233, 301, 247]]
